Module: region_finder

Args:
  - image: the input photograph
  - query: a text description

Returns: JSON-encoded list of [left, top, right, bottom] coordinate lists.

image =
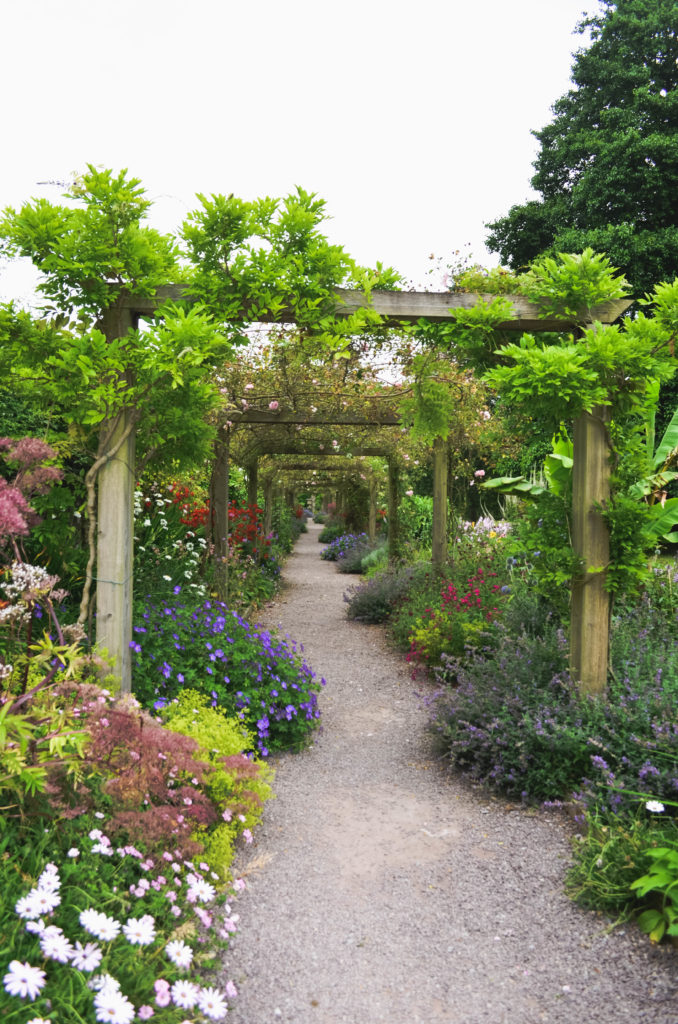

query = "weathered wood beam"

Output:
[[209, 430, 230, 602], [570, 405, 611, 695], [432, 437, 449, 567], [269, 463, 365, 472], [231, 409, 400, 426], [368, 478, 377, 544], [124, 285, 632, 330], [254, 446, 388, 457], [263, 477, 273, 537], [387, 458, 401, 564], [246, 460, 258, 507], [97, 306, 136, 693]]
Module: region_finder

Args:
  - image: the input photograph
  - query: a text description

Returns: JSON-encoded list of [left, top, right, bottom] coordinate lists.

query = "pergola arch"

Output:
[[99, 287, 630, 694]]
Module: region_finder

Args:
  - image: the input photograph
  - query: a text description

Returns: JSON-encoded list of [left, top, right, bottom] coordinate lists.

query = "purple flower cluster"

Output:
[[320, 532, 369, 562], [130, 598, 324, 755]]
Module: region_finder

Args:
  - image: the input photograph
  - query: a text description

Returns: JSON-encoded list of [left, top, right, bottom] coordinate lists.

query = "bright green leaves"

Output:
[[180, 186, 400, 360], [182, 187, 354, 327], [0, 165, 180, 318], [484, 334, 608, 425], [518, 249, 630, 322], [415, 294, 515, 372], [631, 845, 678, 943], [398, 353, 461, 443]]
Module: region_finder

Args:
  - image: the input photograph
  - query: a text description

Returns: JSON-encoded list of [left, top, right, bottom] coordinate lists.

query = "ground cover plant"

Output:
[[344, 518, 513, 669], [343, 560, 436, 625], [1, 815, 245, 1022], [130, 594, 324, 757]]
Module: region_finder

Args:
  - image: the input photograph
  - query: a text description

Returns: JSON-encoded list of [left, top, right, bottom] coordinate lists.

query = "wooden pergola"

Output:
[[99, 288, 630, 695]]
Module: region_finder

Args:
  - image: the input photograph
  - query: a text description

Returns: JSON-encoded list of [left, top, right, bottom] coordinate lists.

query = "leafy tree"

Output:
[[486, 0, 678, 298], [0, 168, 231, 625]]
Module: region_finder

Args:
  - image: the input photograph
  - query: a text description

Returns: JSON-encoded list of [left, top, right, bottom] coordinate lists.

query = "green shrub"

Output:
[[567, 808, 678, 920], [318, 521, 346, 544], [160, 690, 274, 877]]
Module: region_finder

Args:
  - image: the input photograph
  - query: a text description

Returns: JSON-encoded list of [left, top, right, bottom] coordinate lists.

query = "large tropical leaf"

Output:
[[653, 405, 678, 469], [643, 497, 678, 544], [628, 469, 678, 500], [544, 452, 573, 497], [481, 475, 548, 499]]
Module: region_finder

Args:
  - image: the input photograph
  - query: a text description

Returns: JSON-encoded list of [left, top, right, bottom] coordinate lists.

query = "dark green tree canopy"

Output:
[[486, 0, 678, 297]]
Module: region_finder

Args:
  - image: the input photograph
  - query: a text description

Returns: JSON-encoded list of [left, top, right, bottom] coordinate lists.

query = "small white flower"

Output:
[[3, 960, 46, 1000], [93, 986, 135, 1023], [166, 939, 194, 969], [171, 979, 200, 1008], [70, 940, 103, 972], [646, 800, 665, 813], [122, 914, 156, 946], [187, 878, 216, 903], [80, 909, 121, 941], [88, 973, 121, 994], [67, 847, 80, 858], [40, 924, 74, 963], [198, 985, 229, 1019]]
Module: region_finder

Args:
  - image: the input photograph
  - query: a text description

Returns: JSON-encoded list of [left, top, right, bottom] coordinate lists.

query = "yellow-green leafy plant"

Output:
[[160, 690, 274, 878]]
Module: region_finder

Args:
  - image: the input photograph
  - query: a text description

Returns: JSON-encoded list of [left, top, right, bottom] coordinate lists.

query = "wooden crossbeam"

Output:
[[124, 285, 632, 330], [251, 446, 388, 457], [230, 409, 400, 426]]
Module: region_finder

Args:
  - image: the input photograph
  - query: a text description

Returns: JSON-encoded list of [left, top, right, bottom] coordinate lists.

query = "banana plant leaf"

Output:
[[481, 475, 548, 499], [653, 406, 678, 469], [643, 497, 678, 544]]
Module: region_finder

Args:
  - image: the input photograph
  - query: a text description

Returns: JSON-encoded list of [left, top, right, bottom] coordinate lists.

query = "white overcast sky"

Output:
[[1, 0, 597, 304]]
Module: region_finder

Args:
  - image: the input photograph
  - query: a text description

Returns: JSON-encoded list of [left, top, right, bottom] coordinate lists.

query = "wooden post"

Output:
[[97, 306, 135, 693], [387, 458, 400, 563], [209, 428, 230, 602], [570, 404, 611, 695], [246, 460, 258, 508], [432, 436, 449, 567], [263, 476, 273, 537], [368, 477, 377, 543]]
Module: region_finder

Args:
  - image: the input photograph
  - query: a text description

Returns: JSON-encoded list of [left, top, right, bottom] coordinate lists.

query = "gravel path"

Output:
[[222, 523, 677, 1024]]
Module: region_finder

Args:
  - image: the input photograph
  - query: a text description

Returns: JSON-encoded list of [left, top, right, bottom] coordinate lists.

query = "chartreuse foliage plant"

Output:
[[130, 596, 324, 756], [159, 689, 274, 876]]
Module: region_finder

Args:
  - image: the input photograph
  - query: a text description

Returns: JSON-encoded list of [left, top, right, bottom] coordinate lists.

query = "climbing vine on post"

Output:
[[0, 167, 231, 689], [420, 250, 678, 694]]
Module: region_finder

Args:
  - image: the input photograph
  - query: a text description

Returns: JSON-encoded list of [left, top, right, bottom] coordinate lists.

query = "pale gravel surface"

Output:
[[220, 523, 678, 1024]]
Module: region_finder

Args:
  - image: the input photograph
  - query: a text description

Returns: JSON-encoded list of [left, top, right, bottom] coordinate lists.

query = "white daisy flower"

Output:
[[3, 960, 46, 1001], [70, 940, 103, 972], [198, 985, 229, 1020], [122, 914, 156, 946], [165, 938, 193, 969], [171, 979, 200, 1008]]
